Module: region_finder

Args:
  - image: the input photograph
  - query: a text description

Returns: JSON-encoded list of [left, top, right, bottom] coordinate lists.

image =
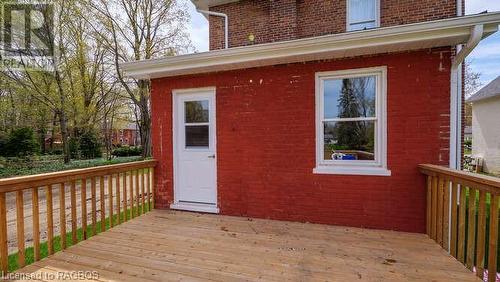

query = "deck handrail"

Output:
[[0, 159, 157, 275], [0, 160, 157, 193], [419, 164, 499, 282]]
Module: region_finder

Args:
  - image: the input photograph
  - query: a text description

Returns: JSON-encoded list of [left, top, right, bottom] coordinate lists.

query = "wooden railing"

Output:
[[419, 164, 500, 282], [0, 160, 157, 275]]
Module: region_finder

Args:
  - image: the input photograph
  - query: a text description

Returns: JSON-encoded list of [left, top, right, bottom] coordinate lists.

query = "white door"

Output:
[[172, 88, 218, 213]]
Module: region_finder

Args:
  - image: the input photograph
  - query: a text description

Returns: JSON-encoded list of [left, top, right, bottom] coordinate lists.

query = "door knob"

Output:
[[208, 154, 216, 159]]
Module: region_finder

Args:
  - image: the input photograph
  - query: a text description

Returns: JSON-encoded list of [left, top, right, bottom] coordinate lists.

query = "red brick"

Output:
[[151, 48, 452, 233], [209, 0, 458, 50]]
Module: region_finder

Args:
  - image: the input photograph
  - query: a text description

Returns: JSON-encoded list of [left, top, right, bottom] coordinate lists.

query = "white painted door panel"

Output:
[[173, 89, 217, 211]]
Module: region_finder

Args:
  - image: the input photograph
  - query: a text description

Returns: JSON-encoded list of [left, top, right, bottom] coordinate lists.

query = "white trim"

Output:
[[314, 66, 390, 176], [313, 166, 391, 176], [172, 87, 218, 212], [190, 0, 238, 14], [170, 202, 219, 214], [346, 0, 381, 32], [121, 13, 500, 79]]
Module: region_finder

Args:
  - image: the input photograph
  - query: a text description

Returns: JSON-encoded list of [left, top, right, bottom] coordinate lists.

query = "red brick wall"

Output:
[[151, 48, 452, 233], [209, 0, 458, 50]]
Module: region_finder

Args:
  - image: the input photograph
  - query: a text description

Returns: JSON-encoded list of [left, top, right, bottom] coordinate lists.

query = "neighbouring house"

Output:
[[464, 125, 472, 142], [121, 1, 500, 233], [466, 76, 500, 175], [110, 123, 141, 147]]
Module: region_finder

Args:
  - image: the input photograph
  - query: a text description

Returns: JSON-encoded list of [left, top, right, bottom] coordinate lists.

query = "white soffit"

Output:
[[190, 0, 239, 11], [121, 12, 500, 80]]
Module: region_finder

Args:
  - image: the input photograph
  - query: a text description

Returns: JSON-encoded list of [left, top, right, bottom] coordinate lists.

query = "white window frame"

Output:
[[346, 0, 381, 32], [313, 66, 390, 176]]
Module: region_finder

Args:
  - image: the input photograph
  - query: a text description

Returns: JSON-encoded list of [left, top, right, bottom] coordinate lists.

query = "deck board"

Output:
[[11, 210, 479, 281]]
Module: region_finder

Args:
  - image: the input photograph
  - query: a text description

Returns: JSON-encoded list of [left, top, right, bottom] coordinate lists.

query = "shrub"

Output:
[[112, 146, 142, 157], [78, 131, 102, 159], [2, 128, 39, 157], [69, 137, 80, 159], [0, 132, 8, 157], [69, 131, 102, 160]]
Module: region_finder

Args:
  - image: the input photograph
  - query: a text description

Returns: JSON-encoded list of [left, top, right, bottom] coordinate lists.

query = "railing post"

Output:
[[16, 190, 25, 267], [32, 187, 40, 261], [0, 192, 8, 275], [488, 195, 499, 282]]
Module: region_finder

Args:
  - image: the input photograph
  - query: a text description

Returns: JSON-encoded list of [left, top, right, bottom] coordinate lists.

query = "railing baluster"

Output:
[[426, 176, 432, 236], [108, 175, 113, 227], [488, 194, 499, 282], [437, 177, 444, 246], [16, 190, 25, 267], [81, 179, 88, 240], [476, 190, 487, 279], [100, 176, 105, 231], [458, 184, 467, 263], [46, 185, 54, 255], [59, 183, 66, 250], [450, 182, 458, 257], [70, 181, 77, 244], [116, 173, 121, 224], [91, 177, 97, 236], [32, 187, 40, 261], [135, 170, 140, 215], [443, 179, 450, 251], [146, 168, 151, 211], [141, 169, 145, 214], [466, 187, 477, 270], [0, 192, 8, 275], [431, 176, 438, 240], [123, 172, 128, 221], [130, 171, 134, 219], [151, 167, 155, 210]]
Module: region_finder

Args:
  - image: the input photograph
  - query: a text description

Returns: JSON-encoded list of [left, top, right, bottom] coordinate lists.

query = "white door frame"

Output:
[[171, 87, 219, 213]]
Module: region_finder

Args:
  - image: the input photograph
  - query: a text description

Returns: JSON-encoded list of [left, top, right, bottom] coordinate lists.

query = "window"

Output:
[[314, 67, 390, 176], [184, 100, 210, 148], [347, 0, 380, 31]]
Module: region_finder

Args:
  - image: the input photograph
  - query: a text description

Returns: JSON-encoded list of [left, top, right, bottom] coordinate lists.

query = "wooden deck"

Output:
[[12, 210, 479, 281]]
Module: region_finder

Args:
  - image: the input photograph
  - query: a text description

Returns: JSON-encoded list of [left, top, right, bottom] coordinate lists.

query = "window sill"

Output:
[[313, 166, 391, 176]]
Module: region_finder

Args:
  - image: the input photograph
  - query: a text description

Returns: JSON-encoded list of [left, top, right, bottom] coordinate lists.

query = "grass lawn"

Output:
[[0, 156, 144, 178], [7, 203, 150, 273]]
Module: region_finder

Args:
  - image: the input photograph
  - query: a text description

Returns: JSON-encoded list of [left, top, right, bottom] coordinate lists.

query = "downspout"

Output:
[[197, 9, 229, 49], [450, 24, 484, 169], [448, 23, 483, 252]]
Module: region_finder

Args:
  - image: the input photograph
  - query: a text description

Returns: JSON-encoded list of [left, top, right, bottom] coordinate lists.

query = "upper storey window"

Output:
[[347, 0, 380, 31]]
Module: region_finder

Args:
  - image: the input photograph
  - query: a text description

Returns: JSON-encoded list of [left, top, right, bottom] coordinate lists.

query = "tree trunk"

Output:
[[138, 80, 151, 158], [59, 110, 70, 163]]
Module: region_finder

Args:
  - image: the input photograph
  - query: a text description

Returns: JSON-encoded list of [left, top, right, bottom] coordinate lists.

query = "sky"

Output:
[[183, 0, 500, 85]]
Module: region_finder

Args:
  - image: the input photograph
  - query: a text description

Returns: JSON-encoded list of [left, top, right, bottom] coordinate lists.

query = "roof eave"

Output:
[[121, 12, 500, 80]]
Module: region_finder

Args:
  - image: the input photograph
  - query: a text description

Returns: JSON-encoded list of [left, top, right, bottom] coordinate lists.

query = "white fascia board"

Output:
[[121, 12, 500, 79], [190, 0, 238, 13]]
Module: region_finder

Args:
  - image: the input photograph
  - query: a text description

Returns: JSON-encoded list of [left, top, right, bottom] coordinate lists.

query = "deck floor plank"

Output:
[[12, 210, 480, 281]]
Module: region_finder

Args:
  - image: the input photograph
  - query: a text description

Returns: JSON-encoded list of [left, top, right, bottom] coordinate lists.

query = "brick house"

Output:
[[122, 1, 500, 232], [110, 123, 140, 147]]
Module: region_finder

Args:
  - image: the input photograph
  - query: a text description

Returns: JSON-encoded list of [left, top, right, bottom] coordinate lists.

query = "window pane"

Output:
[[349, 0, 376, 23], [323, 121, 375, 161], [185, 125, 209, 148], [185, 100, 209, 123], [324, 76, 376, 119]]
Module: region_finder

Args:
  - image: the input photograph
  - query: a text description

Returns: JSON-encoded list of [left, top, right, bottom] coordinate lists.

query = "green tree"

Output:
[[336, 79, 365, 149], [3, 128, 40, 157]]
